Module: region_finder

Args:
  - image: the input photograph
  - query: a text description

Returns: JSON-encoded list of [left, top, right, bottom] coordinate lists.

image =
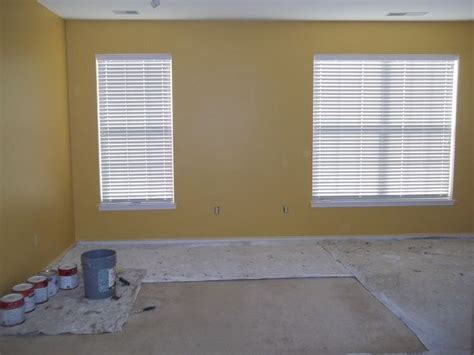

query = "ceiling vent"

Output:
[[113, 10, 139, 15], [386, 12, 428, 17]]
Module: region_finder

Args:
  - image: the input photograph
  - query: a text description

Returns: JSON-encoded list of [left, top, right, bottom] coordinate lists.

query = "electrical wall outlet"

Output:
[[213, 206, 220, 215], [283, 205, 289, 214]]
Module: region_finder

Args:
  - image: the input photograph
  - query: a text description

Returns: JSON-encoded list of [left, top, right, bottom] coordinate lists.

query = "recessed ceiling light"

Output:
[[113, 10, 139, 15]]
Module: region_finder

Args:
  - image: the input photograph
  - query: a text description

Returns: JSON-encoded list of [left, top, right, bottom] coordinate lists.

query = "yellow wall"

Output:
[[66, 21, 474, 241], [0, 2, 4, 261], [0, 0, 75, 293], [471, 23, 474, 233]]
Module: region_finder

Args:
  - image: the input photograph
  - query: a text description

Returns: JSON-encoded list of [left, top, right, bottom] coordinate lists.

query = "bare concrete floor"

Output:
[[0, 279, 426, 355], [57, 240, 351, 282], [1, 236, 472, 354], [320, 238, 474, 351], [56, 236, 474, 351]]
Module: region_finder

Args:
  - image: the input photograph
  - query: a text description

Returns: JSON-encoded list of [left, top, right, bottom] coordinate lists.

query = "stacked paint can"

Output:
[[58, 264, 79, 290], [11, 283, 35, 313], [1, 264, 75, 327], [27, 276, 49, 304], [0, 294, 25, 327], [39, 269, 58, 297], [1, 250, 118, 327]]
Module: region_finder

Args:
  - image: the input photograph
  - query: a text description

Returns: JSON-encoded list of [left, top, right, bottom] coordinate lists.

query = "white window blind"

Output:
[[96, 54, 175, 210], [312, 55, 458, 207]]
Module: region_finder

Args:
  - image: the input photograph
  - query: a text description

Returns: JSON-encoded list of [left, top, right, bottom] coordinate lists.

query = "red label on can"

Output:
[[58, 266, 78, 276], [0, 297, 24, 310], [12, 285, 34, 298], [29, 279, 48, 288]]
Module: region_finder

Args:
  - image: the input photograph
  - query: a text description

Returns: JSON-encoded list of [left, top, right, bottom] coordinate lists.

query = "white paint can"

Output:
[[58, 263, 79, 290], [11, 283, 36, 313], [27, 275, 49, 304], [39, 269, 58, 297], [0, 293, 25, 327]]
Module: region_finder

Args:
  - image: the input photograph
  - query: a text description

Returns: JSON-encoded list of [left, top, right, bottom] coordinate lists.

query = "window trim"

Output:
[[95, 53, 176, 211], [311, 197, 455, 208], [99, 201, 176, 211], [311, 54, 459, 208]]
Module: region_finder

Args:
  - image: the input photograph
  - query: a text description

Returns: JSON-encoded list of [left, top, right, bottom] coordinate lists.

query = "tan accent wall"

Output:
[[0, 2, 5, 285], [0, 0, 74, 293], [471, 22, 474, 233], [65, 21, 473, 240]]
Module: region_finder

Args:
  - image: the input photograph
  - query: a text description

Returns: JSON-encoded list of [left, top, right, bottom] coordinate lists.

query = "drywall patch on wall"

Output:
[[0, 0, 75, 293], [65, 21, 473, 240]]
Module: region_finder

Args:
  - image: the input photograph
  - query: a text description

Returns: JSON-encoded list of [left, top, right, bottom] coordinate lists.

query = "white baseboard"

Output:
[[76, 233, 474, 248]]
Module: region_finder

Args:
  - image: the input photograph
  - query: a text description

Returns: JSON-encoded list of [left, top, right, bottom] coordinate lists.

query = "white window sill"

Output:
[[311, 198, 455, 208], [99, 202, 176, 211]]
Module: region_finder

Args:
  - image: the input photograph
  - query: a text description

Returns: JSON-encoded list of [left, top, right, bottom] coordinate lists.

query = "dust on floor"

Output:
[[4, 236, 472, 353], [56, 240, 351, 282], [320, 238, 474, 351], [0, 278, 426, 355]]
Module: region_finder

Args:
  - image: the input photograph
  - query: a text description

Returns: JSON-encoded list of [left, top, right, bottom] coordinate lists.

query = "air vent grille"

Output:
[[113, 10, 139, 15], [386, 12, 428, 17]]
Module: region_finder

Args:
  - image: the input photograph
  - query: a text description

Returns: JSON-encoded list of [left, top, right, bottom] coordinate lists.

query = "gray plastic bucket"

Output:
[[81, 249, 117, 299]]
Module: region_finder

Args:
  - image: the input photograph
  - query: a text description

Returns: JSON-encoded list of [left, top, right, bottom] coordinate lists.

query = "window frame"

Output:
[[311, 54, 459, 208], [95, 53, 176, 211]]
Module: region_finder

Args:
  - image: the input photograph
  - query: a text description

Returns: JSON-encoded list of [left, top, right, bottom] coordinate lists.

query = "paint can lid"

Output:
[[27, 275, 47, 284], [39, 269, 57, 277], [59, 263, 77, 271], [0, 293, 24, 309], [12, 283, 34, 292]]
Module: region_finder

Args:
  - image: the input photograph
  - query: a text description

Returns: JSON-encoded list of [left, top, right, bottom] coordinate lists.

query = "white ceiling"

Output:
[[38, 0, 474, 21]]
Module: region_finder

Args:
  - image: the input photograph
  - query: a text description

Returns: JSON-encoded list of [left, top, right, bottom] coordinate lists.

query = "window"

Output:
[[96, 54, 175, 211], [312, 55, 458, 207]]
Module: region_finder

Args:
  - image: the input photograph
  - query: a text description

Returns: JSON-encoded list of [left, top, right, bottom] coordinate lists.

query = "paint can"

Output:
[[81, 249, 117, 299], [27, 275, 49, 304], [58, 263, 79, 290], [0, 293, 25, 327], [11, 283, 36, 313], [39, 269, 58, 297]]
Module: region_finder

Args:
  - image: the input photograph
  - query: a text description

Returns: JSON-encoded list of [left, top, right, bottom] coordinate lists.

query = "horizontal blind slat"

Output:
[[97, 55, 175, 204], [312, 55, 457, 203]]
